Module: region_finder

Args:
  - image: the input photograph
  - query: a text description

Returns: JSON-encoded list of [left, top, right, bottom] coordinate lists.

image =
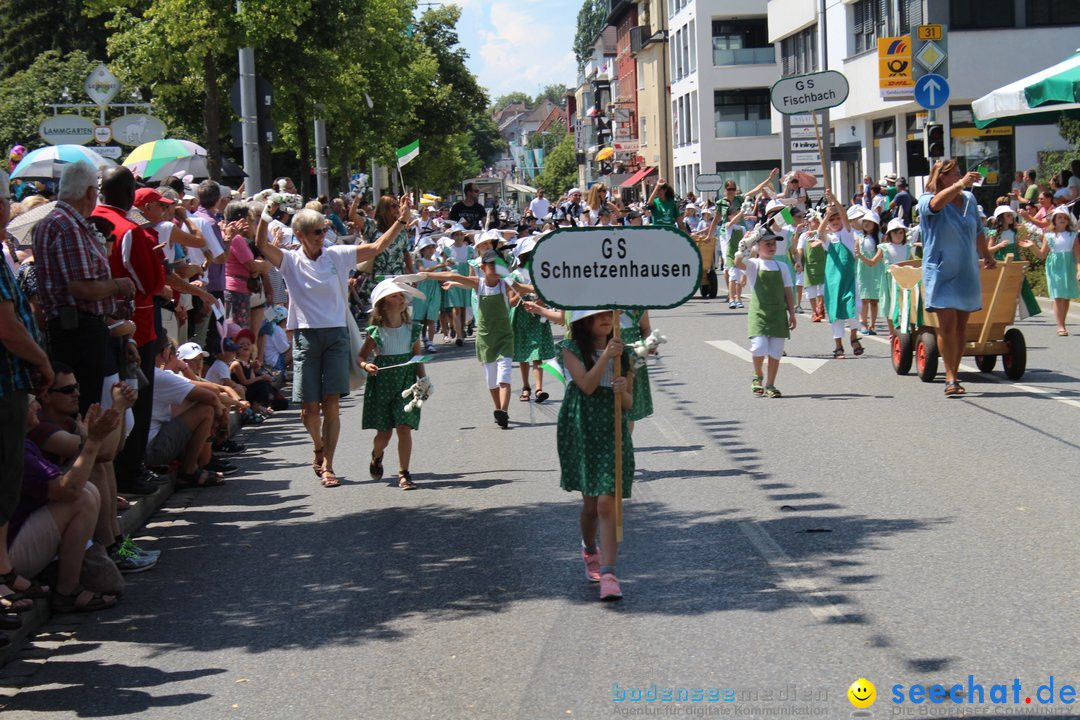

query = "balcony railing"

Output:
[[714, 118, 773, 138], [712, 46, 775, 67]]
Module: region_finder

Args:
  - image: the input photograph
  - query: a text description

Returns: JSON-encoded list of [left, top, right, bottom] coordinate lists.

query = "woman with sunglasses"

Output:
[[256, 197, 412, 486]]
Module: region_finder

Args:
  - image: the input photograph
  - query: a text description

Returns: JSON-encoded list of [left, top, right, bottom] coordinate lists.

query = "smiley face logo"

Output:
[[848, 678, 876, 708]]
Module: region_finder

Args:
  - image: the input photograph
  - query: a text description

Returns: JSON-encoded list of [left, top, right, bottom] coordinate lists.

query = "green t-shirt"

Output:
[[1024, 184, 1040, 203], [651, 198, 678, 226]]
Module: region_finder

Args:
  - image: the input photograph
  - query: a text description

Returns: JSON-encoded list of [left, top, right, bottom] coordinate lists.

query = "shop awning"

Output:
[[619, 166, 656, 189], [973, 50, 1080, 128], [507, 182, 537, 194]]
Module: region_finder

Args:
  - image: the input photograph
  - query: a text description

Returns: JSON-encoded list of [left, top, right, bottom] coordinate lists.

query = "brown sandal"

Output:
[[320, 468, 341, 488], [313, 447, 325, 478], [398, 471, 417, 490]]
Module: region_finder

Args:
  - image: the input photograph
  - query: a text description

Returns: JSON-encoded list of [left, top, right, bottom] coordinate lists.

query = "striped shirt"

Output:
[[0, 258, 40, 396], [31, 201, 118, 320]]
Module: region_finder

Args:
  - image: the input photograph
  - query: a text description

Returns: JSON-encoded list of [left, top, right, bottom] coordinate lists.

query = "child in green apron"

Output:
[[424, 250, 529, 428], [855, 210, 886, 335], [986, 205, 1041, 318], [557, 309, 635, 601], [796, 212, 827, 322], [816, 193, 864, 358], [358, 279, 429, 490], [508, 236, 559, 403], [735, 231, 796, 398], [880, 218, 916, 337], [413, 237, 449, 353]]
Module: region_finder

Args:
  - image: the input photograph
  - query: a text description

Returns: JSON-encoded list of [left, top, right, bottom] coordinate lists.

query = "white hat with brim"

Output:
[[862, 210, 881, 226], [765, 200, 785, 215], [177, 342, 209, 360], [569, 309, 610, 324], [992, 205, 1016, 220], [515, 235, 540, 257], [568, 188, 582, 196], [886, 218, 907, 235], [847, 205, 865, 221], [371, 277, 426, 306], [1049, 206, 1076, 226], [416, 237, 437, 251]]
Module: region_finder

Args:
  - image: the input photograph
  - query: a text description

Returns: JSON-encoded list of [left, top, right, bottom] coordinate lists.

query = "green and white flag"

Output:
[[376, 354, 434, 371], [396, 139, 420, 169], [541, 361, 566, 385]]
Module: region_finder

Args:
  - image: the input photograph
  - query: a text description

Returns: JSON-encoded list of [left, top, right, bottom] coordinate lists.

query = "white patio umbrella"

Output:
[[973, 50, 1080, 128]]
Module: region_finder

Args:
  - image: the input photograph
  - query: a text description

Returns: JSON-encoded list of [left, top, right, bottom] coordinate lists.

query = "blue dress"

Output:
[[916, 191, 982, 312]]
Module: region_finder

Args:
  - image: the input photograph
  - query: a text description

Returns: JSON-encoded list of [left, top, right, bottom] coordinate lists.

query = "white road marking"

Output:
[[645, 414, 701, 457], [862, 334, 1080, 410], [737, 521, 846, 622], [706, 340, 830, 375]]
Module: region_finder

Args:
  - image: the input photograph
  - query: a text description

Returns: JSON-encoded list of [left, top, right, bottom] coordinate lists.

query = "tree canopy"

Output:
[[573, 0, 608, 72]]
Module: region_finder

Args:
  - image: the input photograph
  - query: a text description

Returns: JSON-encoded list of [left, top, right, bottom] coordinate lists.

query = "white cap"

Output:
[[568, 187, 582, 195], [886, 218, 906, 234], [992, 205, 1015, 220], [416, 236, 437, 251], [371, 277, 425, 306], [861, 210, 881, 226], [569, 309, 610, 324], [177, 342, 209, 360], [685, 203, 699, 211]]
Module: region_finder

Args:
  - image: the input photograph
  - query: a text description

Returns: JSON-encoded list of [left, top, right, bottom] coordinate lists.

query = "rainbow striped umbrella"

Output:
[[123, 139, 208, 181]]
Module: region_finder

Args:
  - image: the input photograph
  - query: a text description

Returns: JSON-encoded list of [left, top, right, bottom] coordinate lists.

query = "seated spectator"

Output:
[[170, 342, 246, 464], [146, 336, 228, 488], [29, 367, 155, 573], [204, 337, 243, 393], [230, 329, 277, 416], [9, 400, 121, 612], [259, 305, 291, 373]]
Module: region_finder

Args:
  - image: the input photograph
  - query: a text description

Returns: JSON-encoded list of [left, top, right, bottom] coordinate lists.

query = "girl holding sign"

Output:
[[358, 279, 429, 490], [558, 310, 635, 601]]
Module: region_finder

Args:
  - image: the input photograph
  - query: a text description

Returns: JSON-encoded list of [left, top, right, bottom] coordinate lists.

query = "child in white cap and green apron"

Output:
[[423, 249, 528, 428], [735, 230, 797, 398]]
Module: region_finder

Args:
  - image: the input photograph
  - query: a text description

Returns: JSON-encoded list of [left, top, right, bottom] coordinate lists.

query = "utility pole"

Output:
[[236, 0, 261, 187], [314, 115, 329, 198]]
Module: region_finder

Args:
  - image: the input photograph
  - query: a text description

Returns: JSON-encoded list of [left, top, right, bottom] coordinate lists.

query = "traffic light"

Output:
[[924, 122, 945, 159], [906, 140, 929, 177]]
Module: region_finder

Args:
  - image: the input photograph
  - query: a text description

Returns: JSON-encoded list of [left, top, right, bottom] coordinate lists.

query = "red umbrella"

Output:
[[782, 170, 817, 189]]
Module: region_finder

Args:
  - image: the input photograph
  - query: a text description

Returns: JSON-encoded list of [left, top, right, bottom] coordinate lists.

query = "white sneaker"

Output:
[[424, 341, 437, 354]]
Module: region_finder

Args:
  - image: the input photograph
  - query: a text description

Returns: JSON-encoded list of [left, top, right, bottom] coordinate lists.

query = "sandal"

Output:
[[764, 385, 782, 398], [51, 585, 117, 614], [534, 390, 549, 403], [751, 375, 764, 395], [852, 339, 865, 356], [1, 592, 34, 614], [493, 410, 509, 429], [1058, 329, 1069, 336], [370, 453, 384, 479], [313, 447, 325, 478], [519, 387, 531, 402], [832, 347, 845, 359], [116, 496, 131, 511], [176, 469, 226, 488], [944, 380, 966, 397], [0, 569, 49, 600], [398, 470, 417, 490], [320, 468, 341, 488]]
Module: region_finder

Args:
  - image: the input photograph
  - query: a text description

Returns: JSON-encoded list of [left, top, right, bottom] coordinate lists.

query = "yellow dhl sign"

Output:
[[878, 37, 913, 97]]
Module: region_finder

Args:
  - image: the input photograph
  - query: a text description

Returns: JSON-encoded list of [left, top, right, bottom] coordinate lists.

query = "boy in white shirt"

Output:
[[735, 230, 796, 398]]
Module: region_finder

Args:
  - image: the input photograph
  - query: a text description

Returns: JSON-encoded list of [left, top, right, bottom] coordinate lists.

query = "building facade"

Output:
[[669, 0, 782, 198], [768, 0, 1078, 203]]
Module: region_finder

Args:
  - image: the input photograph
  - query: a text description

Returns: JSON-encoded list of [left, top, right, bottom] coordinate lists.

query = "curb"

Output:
[[0, 477, 176, 666]]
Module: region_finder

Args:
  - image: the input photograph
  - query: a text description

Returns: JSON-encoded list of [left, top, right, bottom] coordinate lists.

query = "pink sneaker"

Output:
[[599, 573, 622, 601], [582, 547, 601, 582]]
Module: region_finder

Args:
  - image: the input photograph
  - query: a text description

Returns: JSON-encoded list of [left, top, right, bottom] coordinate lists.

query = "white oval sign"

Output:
[[694, 174, 726, 192], [531, 227, 702, 310], [111, 114, 167, 146], [770, 70, 849, 115], [38, 115, 95, 146]]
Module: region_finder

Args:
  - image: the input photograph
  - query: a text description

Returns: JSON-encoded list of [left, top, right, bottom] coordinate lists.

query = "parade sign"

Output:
[[770, 71, 849, 115], [38, 115, 94, 146], [531, 227, 702, 310]]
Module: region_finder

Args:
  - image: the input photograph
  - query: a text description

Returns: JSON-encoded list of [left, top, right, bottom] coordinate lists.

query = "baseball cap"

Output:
[[134, 187, 175, 208], [177, 341, 208, 360]]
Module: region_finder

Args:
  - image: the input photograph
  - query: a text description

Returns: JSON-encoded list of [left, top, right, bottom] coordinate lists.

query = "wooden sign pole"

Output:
[[811, 110, 831, 196], [612, 309, 624, 543]]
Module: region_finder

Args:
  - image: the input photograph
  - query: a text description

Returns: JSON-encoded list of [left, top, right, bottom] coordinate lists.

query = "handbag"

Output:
[[337, 261, 367, 392]]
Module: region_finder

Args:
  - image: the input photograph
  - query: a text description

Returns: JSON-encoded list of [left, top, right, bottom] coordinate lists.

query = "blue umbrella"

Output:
[[10, 144, 116, 181]]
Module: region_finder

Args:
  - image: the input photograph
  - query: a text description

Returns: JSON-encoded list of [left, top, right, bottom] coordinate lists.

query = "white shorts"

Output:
[[805, 284, 825, 299], [483, 357, 513, 388], [728, 267, 744, 283], [795, 272, 805, 286], [750, 336, 785, 360]]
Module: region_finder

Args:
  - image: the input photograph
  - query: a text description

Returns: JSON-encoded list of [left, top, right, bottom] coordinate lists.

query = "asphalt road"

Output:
[[2, 295, 1079, 719]]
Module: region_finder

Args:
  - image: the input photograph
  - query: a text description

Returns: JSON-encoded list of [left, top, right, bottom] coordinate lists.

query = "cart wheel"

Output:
[[706, 270, 718, 298], [916, 331, 939, 382], [700, 280, 708, 298], [974, 354, 997, 373], [892, 332, 914, 375], [1002, 327, 1026, 380]]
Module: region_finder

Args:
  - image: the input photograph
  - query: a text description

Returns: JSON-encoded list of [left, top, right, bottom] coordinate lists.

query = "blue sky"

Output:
[[444, 0, 581, 100]]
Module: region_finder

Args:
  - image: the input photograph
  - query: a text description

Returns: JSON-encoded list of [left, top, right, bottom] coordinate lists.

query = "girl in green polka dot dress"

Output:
[[358, 279, 428, 490], [558, 310, 635, 601]]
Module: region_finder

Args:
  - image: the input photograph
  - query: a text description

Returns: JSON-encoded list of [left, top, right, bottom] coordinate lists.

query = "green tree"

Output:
[[492, 92, 532, 113], [534, 132, 578, 194], [464, 111, 507, 169], [0, 51, 99, 156], [1059, 115, 1080, 148], [535, 84, 569, 107], [0, 1, 108, 79], [573, 0, 608, 72]]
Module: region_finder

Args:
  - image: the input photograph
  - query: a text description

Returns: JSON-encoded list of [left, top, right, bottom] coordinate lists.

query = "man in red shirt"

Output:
[[92, 167, 166, 496]]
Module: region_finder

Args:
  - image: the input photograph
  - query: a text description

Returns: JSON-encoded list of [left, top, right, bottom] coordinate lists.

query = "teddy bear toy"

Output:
[[401, 376, 434, 413], [631, 329, 668, 368]]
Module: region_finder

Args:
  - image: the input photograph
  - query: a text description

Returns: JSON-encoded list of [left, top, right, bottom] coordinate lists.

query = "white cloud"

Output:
[[464, 1, 578, 99]]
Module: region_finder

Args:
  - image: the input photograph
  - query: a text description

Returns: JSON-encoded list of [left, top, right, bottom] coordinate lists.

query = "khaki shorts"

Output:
[[9, 506, 61, 580]]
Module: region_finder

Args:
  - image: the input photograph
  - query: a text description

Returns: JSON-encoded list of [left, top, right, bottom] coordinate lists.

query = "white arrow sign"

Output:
[[706, 340, 829, 375]]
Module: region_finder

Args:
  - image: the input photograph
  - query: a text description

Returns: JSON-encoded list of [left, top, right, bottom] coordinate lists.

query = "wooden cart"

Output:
[[695, 234, 719, 299], [887, 255, 1029, 381]]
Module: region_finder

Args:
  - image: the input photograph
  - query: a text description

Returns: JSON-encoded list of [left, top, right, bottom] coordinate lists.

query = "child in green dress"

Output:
[[358, 279, 428, 490], [508, 235, 560, 403], [558, 310, 635, 601]]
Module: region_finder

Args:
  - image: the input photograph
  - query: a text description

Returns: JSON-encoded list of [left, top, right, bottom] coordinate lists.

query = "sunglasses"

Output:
[[310, 228, 326, 236], [51, 383, 80, 395]]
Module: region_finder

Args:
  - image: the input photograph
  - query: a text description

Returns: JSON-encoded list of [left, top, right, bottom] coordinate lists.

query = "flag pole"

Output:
[[612, 309, 623, 543]]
